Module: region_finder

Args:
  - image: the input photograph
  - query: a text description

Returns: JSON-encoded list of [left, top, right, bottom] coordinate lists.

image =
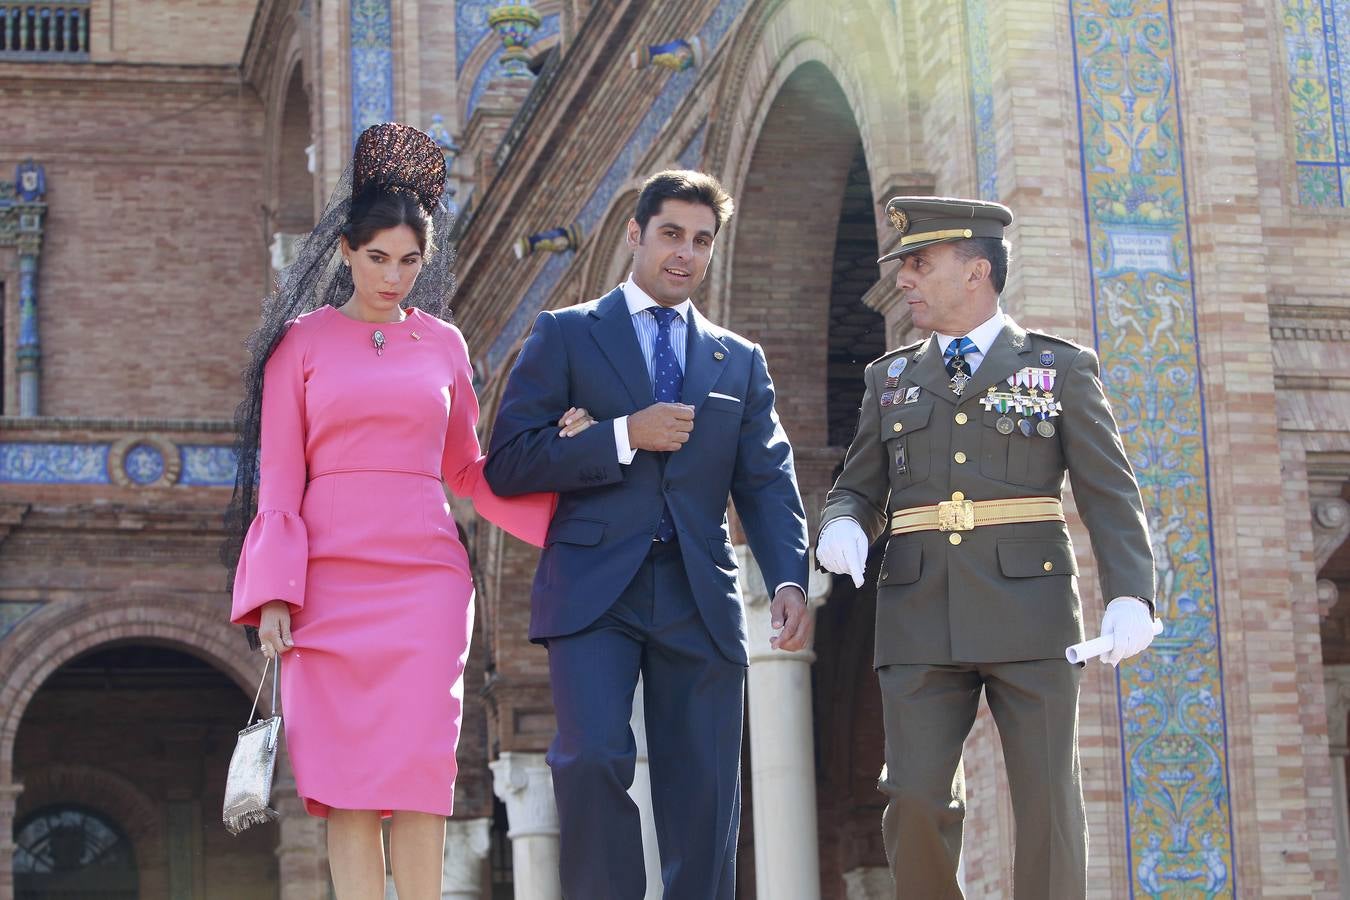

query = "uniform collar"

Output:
[[624, 275, 691, 321], [935, 306, 1005, 356]]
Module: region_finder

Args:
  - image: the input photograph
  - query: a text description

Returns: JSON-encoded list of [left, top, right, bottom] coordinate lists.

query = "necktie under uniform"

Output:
[[944, 336, 977, 394], [649, 307, 684, 542]]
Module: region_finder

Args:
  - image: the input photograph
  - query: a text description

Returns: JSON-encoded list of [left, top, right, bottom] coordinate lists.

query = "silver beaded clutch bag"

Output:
[[223, 656, 282, 835]]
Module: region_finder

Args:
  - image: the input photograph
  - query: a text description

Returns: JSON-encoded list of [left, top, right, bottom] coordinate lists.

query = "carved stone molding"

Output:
[[843, 866, 893, 900], [442, 817, 491, 898], [1314, 498, 1350, 618], [489, 752, 558, 839], [1325, 665, 1350, 750]]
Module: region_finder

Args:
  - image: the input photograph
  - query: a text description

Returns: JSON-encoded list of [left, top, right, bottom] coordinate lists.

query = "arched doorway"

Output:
[[14, 805, 137, 899], [11, 642, 281, 899], [727, 58, 889, 898], [271, 64, 316, 272]]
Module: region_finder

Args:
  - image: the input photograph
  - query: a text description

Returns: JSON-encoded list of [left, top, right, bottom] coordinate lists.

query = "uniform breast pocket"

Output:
[[980, 410, 1067, 487], [980, 409, 1015, 482], [882, 403, 935, 487]]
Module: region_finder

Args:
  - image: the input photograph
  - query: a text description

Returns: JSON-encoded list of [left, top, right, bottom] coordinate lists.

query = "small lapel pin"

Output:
[[410, 331, 421, 341], [714, 351, 725, 360]]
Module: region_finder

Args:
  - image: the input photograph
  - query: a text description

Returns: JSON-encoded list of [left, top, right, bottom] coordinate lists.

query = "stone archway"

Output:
[[0, 595, 325, 900], [722, 47, 892, 900], [581, 186, 642, 301], [269, 61, 317, 272], [276, 64, 316, 234]]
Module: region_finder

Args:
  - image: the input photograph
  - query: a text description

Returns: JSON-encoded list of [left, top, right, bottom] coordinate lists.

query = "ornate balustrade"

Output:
[[0, 3, 90, 61]]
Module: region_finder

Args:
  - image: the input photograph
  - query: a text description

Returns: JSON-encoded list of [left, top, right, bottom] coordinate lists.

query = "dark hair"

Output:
[[951, 236, 1010, 294], [634, 169, 735, 236], [343, 186, 436, 257]]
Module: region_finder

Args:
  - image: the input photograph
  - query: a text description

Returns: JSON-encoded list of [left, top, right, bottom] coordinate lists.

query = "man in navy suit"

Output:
[[485, 170, 811, 899]]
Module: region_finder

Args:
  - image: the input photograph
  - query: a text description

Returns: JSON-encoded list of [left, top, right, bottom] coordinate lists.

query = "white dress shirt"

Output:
[[613, 277, 691, 464], [609, 279, 805, 604], [933, 307, 1006, 374], [821, 308, 1009, 543]]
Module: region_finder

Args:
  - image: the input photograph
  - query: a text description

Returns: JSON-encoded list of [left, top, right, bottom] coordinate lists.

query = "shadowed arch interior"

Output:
[[727, 58, 889, 895], [277, 65, 315, 234], [12, 642, 281, 898]]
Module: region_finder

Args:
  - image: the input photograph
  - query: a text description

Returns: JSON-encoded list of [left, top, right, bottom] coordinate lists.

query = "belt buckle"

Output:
[[936, 500, 975, 532]]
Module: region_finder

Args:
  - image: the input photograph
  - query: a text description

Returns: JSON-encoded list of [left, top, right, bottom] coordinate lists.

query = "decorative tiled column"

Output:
[[1069, 2, 1235, 891], [490, 751, 560, 900], [738, 545, 829, 900], [8, 162, 47, 416], [441, 817, 491, 900], [350, 0, 394, 138]]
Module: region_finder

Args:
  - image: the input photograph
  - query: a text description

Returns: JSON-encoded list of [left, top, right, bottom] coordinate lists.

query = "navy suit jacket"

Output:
[[484, 286, 810, 664]]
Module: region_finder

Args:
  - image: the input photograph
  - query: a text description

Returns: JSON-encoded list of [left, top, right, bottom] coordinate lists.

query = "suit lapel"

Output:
[[908, 335, 955, 404], [680, 306, 729, 413], [962, 318, 1033, 400], [589, 287, 656, 408]]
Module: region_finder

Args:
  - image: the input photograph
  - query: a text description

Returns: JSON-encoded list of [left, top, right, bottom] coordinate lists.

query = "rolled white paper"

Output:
[[1065, 618, 1165, 665]]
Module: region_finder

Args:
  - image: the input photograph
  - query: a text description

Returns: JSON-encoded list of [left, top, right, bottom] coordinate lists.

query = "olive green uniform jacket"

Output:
[[819, 318, 1155, 666]]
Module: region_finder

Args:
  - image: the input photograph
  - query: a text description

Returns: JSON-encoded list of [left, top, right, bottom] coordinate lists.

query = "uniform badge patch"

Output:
[[1040, 350, 1055, 366], [903, 386, 921, 404]]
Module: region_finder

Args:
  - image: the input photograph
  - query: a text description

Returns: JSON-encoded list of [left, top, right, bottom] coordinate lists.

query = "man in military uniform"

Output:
[[816, 197, 1157, 899]]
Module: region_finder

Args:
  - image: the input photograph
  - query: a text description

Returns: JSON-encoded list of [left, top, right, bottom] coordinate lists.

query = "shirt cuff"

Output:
[[614, 417, 637, 465], [773, 582, 806, 599]]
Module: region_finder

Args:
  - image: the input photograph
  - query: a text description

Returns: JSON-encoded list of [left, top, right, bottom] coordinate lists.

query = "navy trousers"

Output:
[[546, 540, 745, 900]]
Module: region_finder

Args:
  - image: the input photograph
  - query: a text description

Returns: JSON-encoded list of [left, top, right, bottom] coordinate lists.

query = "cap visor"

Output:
[[877, 236, 964, 265]]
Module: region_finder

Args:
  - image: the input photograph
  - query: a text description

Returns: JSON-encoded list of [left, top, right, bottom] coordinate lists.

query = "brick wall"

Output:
[[90, 0, 258, 67], [0, 66, 265, 420]]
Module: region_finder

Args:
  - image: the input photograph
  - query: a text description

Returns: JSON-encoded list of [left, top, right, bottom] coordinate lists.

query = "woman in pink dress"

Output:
[[224, 124, 586, 899]]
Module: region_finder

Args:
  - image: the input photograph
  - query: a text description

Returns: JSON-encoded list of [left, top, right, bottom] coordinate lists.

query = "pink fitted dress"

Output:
[[230, 304, 554, 817]]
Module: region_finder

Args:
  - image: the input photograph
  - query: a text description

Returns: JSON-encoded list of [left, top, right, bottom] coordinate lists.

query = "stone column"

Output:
[[738, 544, 829, 900], [628, 676, 662, 899], [441, 817, 491, 900], [0, 780, 23, 900], [273, 775, 328, 900], [490, 751, 561, 900], [842, 866, 892, 900], [1324, 666, 1350, 897]]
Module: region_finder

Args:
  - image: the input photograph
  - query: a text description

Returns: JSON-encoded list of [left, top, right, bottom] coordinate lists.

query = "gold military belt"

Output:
[[889, 495, 1065, 536]]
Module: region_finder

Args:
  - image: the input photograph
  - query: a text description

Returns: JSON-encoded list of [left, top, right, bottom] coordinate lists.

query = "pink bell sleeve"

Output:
[[441, 328, 557, 547], [231, 327, 311, 627]]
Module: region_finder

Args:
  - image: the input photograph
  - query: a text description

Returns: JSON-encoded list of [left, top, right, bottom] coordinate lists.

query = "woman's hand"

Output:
[[557, 407, 596, 438], [257, 600, 294, 659]]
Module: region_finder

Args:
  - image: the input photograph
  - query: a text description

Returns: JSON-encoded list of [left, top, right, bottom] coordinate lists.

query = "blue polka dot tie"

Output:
[[650, 307, 684, 542]]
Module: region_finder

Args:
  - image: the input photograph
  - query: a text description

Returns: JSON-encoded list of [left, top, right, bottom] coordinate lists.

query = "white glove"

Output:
[[815, 518, 868, 588], [1099, 596, 1156, 666]]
